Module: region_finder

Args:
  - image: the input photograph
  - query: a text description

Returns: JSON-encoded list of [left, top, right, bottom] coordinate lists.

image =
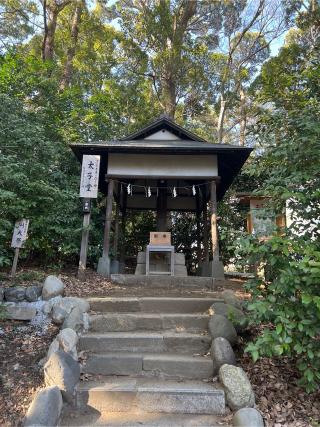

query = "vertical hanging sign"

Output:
[[79, 155, 100, 198], [78, 155, 100, 280], [10, 219, 29, 277], [11, 219, 29, 248]]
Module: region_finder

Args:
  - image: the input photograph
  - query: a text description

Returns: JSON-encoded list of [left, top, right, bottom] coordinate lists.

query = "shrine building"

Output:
[[70, 116, 252, 281]]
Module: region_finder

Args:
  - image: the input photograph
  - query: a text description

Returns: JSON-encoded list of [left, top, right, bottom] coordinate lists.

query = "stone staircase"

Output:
[[61, 296, 229, 426]]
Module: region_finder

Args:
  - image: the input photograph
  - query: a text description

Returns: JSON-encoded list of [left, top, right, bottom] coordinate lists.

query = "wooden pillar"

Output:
[[157, 181, 167, 231], [210, 180, 219, 259], [203, 197, 209, 263], [119, 185, 127, 271], [11, 247, 20, 277], [97, 179, 114, 277], [78, 209, 91, 280], [195, 190, 202, 266], [209, 180, 224, 278], [102, 179, 114, 258], [113, 199, 120, 259]]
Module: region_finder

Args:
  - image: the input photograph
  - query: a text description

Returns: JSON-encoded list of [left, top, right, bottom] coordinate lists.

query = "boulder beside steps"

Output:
[[61, 295, 228, 426]]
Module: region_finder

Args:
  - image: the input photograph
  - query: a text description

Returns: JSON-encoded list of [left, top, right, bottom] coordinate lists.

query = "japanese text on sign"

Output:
[[11, 219, 29, 248], [79, 155, 100, 198]]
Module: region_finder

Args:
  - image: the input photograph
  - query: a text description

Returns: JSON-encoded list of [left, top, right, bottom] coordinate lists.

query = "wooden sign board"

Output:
[[79, 155, 100, 198], [251, 208, 275, 237], [150, 232, 171, 245], [11, 219, 29, 248]]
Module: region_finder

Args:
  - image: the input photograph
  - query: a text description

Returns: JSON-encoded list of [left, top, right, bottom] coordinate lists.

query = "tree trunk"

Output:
[[162, 76, 176, 119], [60, 0, 84, 89], [239, 86, 247, 146], [217, 90, 227, 143], [42, 0, 71, 61]]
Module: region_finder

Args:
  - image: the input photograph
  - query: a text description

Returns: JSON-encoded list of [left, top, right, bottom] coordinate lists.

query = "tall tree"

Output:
[[42, 0, 71, 61], [59, 0, 85, 89], [111, 0, 222, 118]]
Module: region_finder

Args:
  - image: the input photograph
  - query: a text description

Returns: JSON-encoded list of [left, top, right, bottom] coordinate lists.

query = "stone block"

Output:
[[233, 408, 264, 427], [174, 265, 188, 276], [208, 314, 238, 346], [210, 303, 248, 333], [48, 328, 78, 360], [221, 290, 243, 310], [23, 386, 62, 427], [97, 256, 110, 277], [44, 350, 80, 403], [5, 304, 37, 321], [42, 276, 64, 300], [174, 253, 186, 265], [135, 264, 146, 275], [199, 260, 225, 279], [4, 287, 26, 302], [219, 364, 255, 410], [211, 337, 236, 375], [137, 252, 146, 264], [62, 306, 84, 333], [84, 353, 143, 376], [25, 285, 42, 302], [110, 259, 120, 274]]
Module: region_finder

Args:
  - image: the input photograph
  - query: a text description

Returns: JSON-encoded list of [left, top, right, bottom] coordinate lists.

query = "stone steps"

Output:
[[79, 331, 211, 354], [88, 296, 220, 313], [89, 312, 209, 332], [110, 274, 218, 289], [72, 295, 226, 422], [60, 410, 229, 426], [83, 352, 213, 379], [75, 377, 225, 415]]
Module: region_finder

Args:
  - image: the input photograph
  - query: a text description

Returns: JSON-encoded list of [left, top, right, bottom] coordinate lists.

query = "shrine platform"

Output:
[[110, 274, 218, 290]]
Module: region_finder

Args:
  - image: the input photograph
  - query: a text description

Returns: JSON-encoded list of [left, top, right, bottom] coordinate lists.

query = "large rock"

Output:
[[23, 386, 63, 427], [42, 276, 64, 300], [43, 296, 62, 315], [5, 304, 36, 320], [208, 314, 238, 346], [221, 290, 243, 310], [211, 337, 236, 375], [219, 364, 255, 410], [210, 302, 248, 333], [4, 286, 26, 302], [233, 407, 264, 427], [25, 285, 42, 302], [48, 328, 78, 360], [44, 350, 80, 402], [51, 297, 89, 325], [62, 306, 85, 333]]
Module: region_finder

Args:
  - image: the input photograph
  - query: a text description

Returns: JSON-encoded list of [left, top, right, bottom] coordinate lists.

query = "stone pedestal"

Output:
[[199, 259, 225, 279], [110, 260, 120, 274], [97, 256, 111, 277], [135, 252, 188, 277]]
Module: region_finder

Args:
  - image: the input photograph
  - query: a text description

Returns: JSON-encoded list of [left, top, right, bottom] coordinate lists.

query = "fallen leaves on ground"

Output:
[[0, 320, 58, 427], [240, 353, 320, 427]]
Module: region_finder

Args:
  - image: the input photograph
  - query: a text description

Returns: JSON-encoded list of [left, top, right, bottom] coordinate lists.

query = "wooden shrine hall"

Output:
[[71, 116, 252, 280]]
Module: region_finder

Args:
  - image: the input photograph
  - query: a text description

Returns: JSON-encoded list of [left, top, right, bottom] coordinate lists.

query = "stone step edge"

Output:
[[81, 331, 210, 338], [75, 378, 225, 415]]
